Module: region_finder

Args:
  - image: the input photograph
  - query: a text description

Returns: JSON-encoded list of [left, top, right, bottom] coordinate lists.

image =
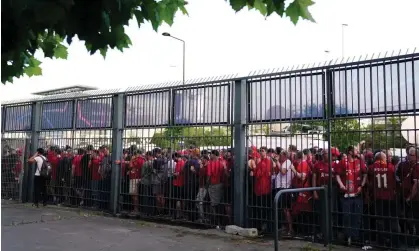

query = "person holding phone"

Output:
[[28, 148, 48, 207]]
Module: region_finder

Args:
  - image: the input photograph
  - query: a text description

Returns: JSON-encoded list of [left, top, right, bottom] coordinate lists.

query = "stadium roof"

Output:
[[32, 85, 97, 96]]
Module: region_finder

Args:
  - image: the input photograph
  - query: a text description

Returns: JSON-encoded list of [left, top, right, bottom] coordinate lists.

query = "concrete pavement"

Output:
[[1, 202, 354, 251]]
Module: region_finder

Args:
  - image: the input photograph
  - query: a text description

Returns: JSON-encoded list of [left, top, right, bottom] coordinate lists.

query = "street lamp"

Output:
[[162, 32, 185, 85], [341, 24, 348, 58]]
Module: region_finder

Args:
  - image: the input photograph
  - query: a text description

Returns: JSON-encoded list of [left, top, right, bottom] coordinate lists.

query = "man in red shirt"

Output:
[[72, 149, 84, 206], [335, 145, 367, 245], [368, 152, 398, 247], [289, 151, 311, 236], [173, 152, 185, 219], [128, 150, 144, 213], [207, 150, 227, 226], [312, 149, 333, 240], [47, 147, 60, 204], [253, 147, 272, 234]]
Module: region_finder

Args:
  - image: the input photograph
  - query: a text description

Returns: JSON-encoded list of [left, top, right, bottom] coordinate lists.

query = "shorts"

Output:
[[208, 183, 223, 206], [173, 186, 185, 200], [129, 179, 140, 194]]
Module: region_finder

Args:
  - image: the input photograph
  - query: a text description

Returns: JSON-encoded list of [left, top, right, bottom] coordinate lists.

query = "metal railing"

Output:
[[273, 187, 329, 251]]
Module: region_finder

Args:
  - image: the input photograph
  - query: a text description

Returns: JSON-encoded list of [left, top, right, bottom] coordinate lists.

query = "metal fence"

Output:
[[1, 51, 419, 250]]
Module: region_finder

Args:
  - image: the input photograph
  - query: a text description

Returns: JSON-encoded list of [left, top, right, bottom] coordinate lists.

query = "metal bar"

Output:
[[110, 94, 124, 214], [273, 187, 327, 251], [27, 102, 41, 203], [233, 79, 247, 226]]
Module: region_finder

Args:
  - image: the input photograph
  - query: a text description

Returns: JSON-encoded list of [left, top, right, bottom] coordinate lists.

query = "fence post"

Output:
[[110, 94, 123, 214], [26, 101, 41, 203], [325, 69, 334, 244], [233, 79, 247, 227]]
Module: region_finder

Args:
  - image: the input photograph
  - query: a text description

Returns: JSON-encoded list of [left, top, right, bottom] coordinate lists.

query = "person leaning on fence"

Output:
[[140, 151, 155, 216], [367, 151, 399, 248], [335, 145, 367, 246], [288, 150, 312, 237], [273, 150, 293, 235], [252, 147, 272, 234], [28, 148, 48, 208], [207, 150, 227, 226]]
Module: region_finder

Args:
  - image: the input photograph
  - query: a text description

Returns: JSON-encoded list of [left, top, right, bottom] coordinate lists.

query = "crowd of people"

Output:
[[2, 141, 419, 249], [245, 143, 419, 249]]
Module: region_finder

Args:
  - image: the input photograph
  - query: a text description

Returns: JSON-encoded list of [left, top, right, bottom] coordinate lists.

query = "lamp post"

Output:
[[162, 32, 185, 85], [341, 24, 348, 58]]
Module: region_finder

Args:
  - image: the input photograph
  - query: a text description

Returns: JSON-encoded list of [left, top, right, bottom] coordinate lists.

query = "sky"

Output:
[[1, 0, 419, 102]]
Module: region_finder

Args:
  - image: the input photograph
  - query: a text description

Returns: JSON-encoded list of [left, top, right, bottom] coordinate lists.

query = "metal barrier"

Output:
[[273, 187, 329, 251], [1, 51, 419, 250]]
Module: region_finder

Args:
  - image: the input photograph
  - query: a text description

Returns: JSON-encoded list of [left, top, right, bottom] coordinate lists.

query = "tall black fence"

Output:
[[1, 51, 419, 250]]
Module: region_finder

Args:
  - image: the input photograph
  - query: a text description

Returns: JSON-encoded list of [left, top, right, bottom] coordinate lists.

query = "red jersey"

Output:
[[368, 161, 396, 200], [207, 159, 225, 185], [336, 158, 366, 196], [48, 152, 59, 180], [254, 157, 271, 196], [294, 161, 311, 203], [72, 155, 83, 177], [173, 160, 185, 187], [90, 157, 101, 181], [129, 156, 144, 180], [313, 161, 333, 186]]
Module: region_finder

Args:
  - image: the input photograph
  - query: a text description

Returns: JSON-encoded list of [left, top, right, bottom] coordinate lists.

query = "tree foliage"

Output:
[[1, 0, 315, 84], [150, 126, 231, 150], [361, 117, 408, 150]]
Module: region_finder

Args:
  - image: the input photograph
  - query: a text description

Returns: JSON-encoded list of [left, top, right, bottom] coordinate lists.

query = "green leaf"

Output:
[[286, 0, 315, 24], [54, 44, 68, 59], [253, 0, 267, 16], [272, 0, 285, 16], [229, 0, 247, 12], [134, 10, 144, 27], [179, 5, 188, 15], [28, 57, 41, 67], [99, 48, 107, 58], [25, 65, 42, 77]]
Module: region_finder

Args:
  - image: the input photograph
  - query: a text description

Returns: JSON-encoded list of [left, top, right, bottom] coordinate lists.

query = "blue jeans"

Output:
[[340, 196, 363, 240]]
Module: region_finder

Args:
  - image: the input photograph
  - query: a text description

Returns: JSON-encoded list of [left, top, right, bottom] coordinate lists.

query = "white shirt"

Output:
[[275, 159, 292, 189], [34, 156, 44, 176]]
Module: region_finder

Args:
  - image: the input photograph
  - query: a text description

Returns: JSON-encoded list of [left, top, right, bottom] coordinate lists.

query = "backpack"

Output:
[[39, 156, 52, 178]]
